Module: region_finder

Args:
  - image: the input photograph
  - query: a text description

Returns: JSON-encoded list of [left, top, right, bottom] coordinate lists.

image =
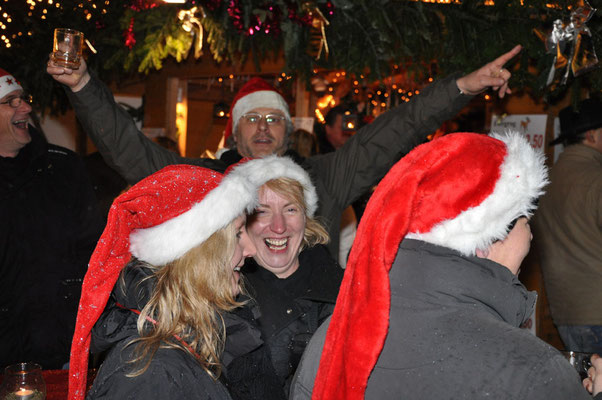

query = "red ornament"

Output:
[[201, 0, 222, 11], [129, 0, 158, 11], [124, 17, 136, 49], [228, 0, 244, 32]]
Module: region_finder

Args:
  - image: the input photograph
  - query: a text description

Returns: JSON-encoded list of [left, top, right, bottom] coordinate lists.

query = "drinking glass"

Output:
[[0, 363, 46, 400], [561, 350, 593, 380], [51, 28, 84, 69]]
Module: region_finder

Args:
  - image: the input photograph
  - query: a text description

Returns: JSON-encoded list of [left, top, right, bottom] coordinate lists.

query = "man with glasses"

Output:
[[48, 45, 521, 259], [0, 67, 103, 369]]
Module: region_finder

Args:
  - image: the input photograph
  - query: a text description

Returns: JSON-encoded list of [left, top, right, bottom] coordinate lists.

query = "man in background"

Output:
[[0, 67, 103, 369], [533, 97, 602, 354]]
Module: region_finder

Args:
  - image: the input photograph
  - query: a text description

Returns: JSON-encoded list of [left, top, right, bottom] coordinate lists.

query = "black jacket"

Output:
[[0, 127, 103, 369], [243, 245, 343, 389], [88, 263, 234, 399]]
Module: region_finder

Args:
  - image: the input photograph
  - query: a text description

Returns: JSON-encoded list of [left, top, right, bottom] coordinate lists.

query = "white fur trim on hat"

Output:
[[227, 155, 318, 217], [0, 70, 23, 100], [129, 156, 315, 265], [406, 131, 548, 256], [130, 173, 256, 266], [232, 90, 291, 134]]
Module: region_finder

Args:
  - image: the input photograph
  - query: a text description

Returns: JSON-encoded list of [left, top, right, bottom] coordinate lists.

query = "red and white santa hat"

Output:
[[312, 131, 548, 400], [0, 68, 23, 99], [224, 77, 291, 142], [69, 156, 315, 400]]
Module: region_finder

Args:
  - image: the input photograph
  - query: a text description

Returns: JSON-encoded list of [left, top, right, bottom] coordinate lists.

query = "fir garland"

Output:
[[0, 0, 600, 114]]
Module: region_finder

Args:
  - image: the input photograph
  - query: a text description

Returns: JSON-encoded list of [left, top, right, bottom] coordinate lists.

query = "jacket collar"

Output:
[[391, 239, 536, 328]]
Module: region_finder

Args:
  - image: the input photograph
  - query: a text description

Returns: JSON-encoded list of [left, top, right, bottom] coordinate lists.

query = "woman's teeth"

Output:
[[265, 238, 287, 250]]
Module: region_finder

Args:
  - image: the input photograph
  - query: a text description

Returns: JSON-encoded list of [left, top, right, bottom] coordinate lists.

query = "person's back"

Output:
[[294, 132, 600, 400], [365, 239, 585, 400]]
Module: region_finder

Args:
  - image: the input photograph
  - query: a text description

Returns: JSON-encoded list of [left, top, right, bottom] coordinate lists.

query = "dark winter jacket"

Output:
[[291, 239, 596, 400], [0, 127, 103, 369], [88, 263, 239, 399], [66, 74, 471, 259], [243, 245, 343, 390]]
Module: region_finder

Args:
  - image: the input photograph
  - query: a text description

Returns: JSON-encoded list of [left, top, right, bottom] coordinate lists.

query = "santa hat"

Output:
[[312, 131, 548, 400], [69, 157, 315, 400], [0, 68, 23, 99], [224, 77, 291, 142]]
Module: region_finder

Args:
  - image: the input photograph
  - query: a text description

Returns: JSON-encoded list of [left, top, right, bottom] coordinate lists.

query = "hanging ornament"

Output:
[[124, 17, 136, 49], [540, 1, 598, 86], [565, 2, 599, 81], [228, 0, 245, 33], [302, 2, 330, 60], [129, 0, 157, 11], [178, 6, 205, 58]]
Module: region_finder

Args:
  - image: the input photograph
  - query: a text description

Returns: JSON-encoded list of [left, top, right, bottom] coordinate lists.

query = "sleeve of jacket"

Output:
[[66, 76, 224, 184], [305, 73, 471, 209]]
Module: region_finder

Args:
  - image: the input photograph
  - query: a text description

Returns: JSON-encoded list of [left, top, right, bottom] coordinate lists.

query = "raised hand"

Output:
[[456, 45, 522, 99]]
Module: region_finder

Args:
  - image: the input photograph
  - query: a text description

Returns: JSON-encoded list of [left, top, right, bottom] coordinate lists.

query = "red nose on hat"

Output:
[[224, 77, 291, 142]]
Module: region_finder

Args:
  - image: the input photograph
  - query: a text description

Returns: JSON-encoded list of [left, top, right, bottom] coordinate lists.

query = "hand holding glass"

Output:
[[562, 351, 593, 380], [51, 28, 83, 69]]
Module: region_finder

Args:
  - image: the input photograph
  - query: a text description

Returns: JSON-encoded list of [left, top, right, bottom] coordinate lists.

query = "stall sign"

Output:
[[490, 114, 547, 152]]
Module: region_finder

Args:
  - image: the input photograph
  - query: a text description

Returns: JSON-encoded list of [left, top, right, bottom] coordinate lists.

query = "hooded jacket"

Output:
[[0, 127, 103, 369], [65, 74, 470, 259], [291, 239, 594, 400]]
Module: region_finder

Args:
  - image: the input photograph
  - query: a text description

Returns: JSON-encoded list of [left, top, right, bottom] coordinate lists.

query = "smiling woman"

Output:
[[238, 170, 342, 392]]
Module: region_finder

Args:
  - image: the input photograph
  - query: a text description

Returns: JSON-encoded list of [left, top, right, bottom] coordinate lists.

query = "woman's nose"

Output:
[[269, 213, 286, 234]]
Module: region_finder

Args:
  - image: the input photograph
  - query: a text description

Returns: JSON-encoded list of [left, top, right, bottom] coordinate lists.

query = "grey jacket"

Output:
[[66, 75, 470, 257], [290, 239, 595, 400]]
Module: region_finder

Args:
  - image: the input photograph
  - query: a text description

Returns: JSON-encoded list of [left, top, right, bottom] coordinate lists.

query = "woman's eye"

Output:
[[236, 230, 243, 239]]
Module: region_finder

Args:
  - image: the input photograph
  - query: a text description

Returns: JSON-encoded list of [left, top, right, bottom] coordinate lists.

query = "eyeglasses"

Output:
[[241, 113, 285, 125], [0, 94, 32, 109]]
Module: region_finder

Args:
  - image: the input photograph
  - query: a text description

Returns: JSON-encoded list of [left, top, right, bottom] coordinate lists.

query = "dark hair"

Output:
[[324, 105, 349, 127], [552, 97, 602, 146]]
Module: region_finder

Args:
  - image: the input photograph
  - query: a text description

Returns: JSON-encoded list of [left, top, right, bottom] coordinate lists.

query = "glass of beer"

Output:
[[51, 28, 84, 69]]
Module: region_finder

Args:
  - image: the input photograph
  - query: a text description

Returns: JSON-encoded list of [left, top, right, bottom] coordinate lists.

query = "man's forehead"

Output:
[[245, 107, 285, 115], [0, 89, 23, 103]]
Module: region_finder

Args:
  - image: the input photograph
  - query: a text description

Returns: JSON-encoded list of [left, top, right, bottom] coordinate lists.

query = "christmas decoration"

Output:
[[303, 2, 330, 60], [178, 6, 205, 58], [540, 1, 599, 87], [2, 0, 602, 115]]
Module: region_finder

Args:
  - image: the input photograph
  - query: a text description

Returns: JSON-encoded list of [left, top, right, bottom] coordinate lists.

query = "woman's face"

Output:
[[247, 186, 306, 279], [482, 217, 533, 274], [229, 215, 256, 295]]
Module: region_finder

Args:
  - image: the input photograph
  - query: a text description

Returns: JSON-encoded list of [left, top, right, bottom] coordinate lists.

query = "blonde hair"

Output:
[[125, 219, 245, 378], [262, 178, 329, 248]]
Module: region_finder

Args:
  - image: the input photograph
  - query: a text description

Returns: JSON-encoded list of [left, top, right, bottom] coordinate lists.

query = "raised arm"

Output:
[[47, 59, 225, 184], [307, 45, 523, 211]]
